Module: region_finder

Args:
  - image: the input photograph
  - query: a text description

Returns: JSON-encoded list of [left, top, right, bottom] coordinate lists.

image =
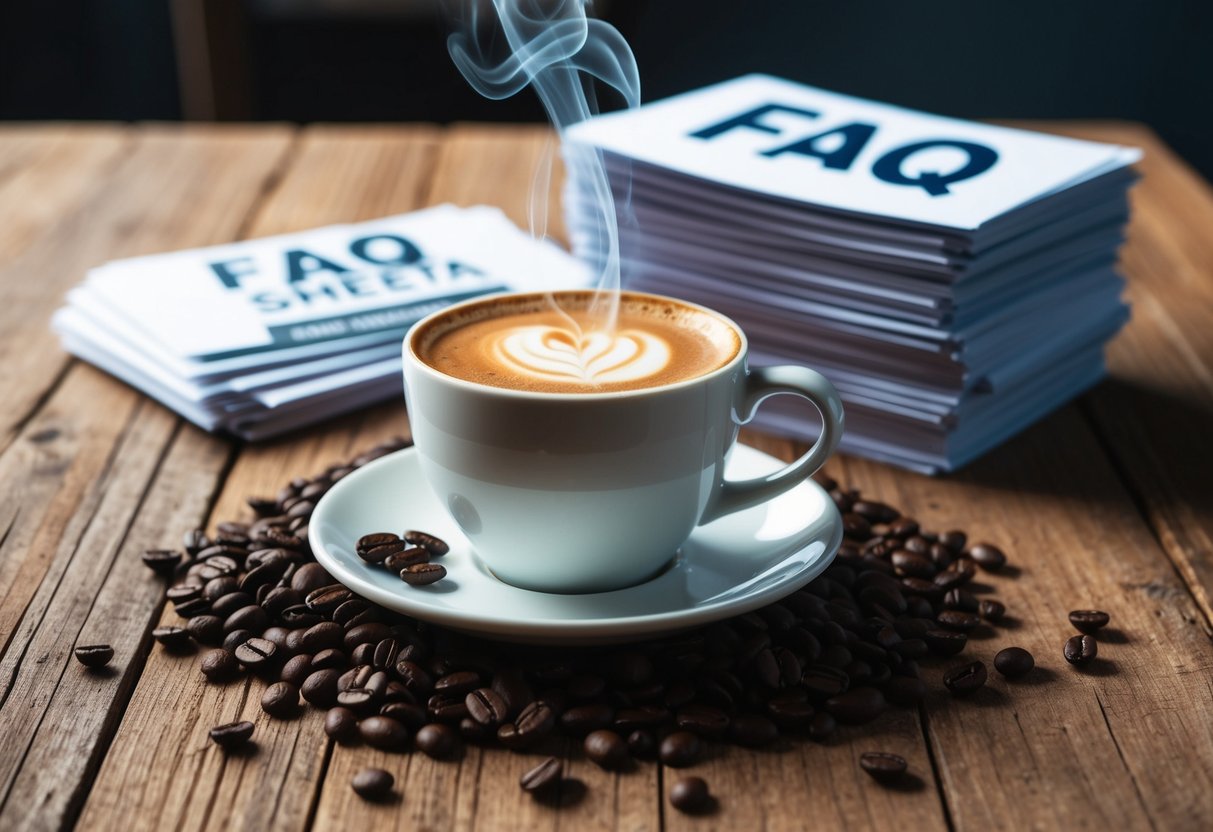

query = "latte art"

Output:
[[415, 291, 741, 394], [491, 326, 671, 384]]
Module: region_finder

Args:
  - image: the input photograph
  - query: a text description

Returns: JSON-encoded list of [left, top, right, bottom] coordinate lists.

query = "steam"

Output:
[[445, 0, 639, 332]]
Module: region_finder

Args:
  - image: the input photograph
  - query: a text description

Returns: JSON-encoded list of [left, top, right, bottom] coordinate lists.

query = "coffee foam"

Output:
[[414, 292, 741, 394]]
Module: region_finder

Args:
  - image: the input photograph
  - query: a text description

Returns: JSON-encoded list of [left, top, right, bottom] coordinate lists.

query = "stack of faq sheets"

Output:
[[53, 205, 587, 440], [563, 74, 1141, 473]]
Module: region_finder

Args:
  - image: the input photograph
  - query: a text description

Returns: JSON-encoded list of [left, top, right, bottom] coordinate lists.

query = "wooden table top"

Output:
[[0, 121, 1210, 832]]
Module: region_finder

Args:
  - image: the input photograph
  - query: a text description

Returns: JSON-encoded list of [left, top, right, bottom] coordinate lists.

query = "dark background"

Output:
[[1, 0, 1209, 180]]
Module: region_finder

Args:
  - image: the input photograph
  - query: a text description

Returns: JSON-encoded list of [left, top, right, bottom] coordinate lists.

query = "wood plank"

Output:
[[833, 407, 1213, 831], [80, 125, 442, 832], [424, 123, 566, 245], [0, 125, 295, 832], [0, 124, 295, 443]]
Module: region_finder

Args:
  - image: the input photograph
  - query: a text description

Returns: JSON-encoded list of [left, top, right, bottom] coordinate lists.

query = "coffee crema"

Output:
[[414, 292, 741, 393]]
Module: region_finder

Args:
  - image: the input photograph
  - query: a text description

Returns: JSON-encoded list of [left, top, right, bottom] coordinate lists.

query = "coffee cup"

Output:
[[402, 290, 844, 593]]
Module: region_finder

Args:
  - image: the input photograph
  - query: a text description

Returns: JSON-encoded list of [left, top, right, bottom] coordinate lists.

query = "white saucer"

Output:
[[310, 444, 842, 644]]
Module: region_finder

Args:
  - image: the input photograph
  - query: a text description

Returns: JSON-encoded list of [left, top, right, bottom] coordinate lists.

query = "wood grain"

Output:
[[80, 125, 441, 832]]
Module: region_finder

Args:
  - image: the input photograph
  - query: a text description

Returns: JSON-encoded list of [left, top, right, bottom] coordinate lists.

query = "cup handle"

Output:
[[700, 366, 845, 524]]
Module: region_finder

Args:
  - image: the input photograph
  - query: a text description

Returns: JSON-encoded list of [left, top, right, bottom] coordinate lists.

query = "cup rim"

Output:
[[403, 289, 748, 400]]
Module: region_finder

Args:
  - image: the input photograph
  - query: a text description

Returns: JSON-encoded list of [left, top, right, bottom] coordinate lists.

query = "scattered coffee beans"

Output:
[[209, 720, 254, 750], [1068, 610, 1110, 635], [993, 647, 1034, 679], [74, 644, 114, 669], [1064, 634, 1098, 665], [142, 549, 183, 577], [859, 751, 908, 784], [351, 768, 394, 801], [153, 438, 1094, 817], [669, 776, 712, 814]]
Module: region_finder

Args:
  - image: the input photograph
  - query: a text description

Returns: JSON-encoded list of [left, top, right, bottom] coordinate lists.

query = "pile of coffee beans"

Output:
[[143, 437, 1104, 814]]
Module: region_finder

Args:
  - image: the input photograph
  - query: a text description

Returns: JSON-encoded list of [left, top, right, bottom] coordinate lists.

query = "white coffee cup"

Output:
[[402, 290, 844, 594]]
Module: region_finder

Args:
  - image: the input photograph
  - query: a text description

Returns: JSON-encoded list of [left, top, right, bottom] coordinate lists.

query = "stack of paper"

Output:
[[563, 75, 1141, 472], [54, 205, 587, 439]]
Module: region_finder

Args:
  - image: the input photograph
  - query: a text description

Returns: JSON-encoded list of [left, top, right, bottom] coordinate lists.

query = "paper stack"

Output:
[[563, 75, 1141, 472], [54, 205, 587, 439]]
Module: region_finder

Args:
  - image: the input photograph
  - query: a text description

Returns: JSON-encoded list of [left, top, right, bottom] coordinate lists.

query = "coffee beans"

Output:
[[1069, 610, 1110, 634], [1064, 634, 1098, 665], [200, 648, 239, 682], [401, 563, 447, 586], [659, 731, 703, 767], [669, 776, 712, 813], [943, 660, 988, 695], [584, 729, 629, 770], [151, 438, 1082, 817], [262, 681, 300, 718], [351, 768, 394, 801], [142, 549, 183, 577], [209, 720, 254, 750], [74, 644, 114, 669], [859, 751, 908, 784], [520, 756, 562, 796], [994, 647, 1034, 678]]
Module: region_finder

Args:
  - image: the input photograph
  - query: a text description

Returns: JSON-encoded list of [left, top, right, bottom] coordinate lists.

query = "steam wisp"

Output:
[[446, 0, 639, 335]]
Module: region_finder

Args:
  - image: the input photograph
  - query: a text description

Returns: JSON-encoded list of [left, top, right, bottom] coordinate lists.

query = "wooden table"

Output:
[[0, 122, 1210, 832]]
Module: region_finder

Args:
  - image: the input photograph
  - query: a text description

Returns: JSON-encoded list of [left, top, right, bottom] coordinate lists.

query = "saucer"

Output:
[[310, 444, 842, 644]]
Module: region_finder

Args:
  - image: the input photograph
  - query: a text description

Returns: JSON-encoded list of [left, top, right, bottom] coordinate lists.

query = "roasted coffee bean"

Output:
[[200, 648, 239, 682], [520, 757, 562, 795], [807, 712, 837, 742], [891, 551, 935, 579], [416, 722, 457, 758], [628, 729, 657, 759], [404, 530, 450, 556], [372, 638, 401, 670], [934, 559, 976, 589], [515, 701, 556, 740], [305, 584, 353, 612], [852, 500, 898, 523], [167, 583, 203, 604], [183, 529, 209, 556], [233, 637, 277, 668], [943, 660, 988, 695], [359, 715, 408, 749], [938, 530, 967, 553], [224, 605, 269, 634], [262, 681, 300, 718], [966, 543, 1006, 572], [344, 622, 391, 651], [357, 532, 399, 555], [842, 513, 872, 539], [186, 615, 224, 646], [289, 563, 333, 595], [300, 621, 343, 653], [332, 599, 377, 629], [324, 706, 359, 742], [152, 625, 193, 651], [943, 588, 979, 612], [669, 776, 711, 814], [923, 628, 968, 657], [384, 547, 430, 572], [676, 705, 730, 739], [1069, 610, 1110, 634], [495, 723, 527, 749], [401, 563, 446, 586], [613, 705, 669, 732], [937, 610, 981, 632], [427, 693, 470, 723], [173, 597, 211, 619], [279, 654, 313, 688], [994, 647, 1034, 678], [284, 629, 308, 656], [395, 660, 435, 696], [1064, 634, 1098, 665], [381, 702, 427, 729], [466, 687, 509, 726], [209, 720, 254, 750], [362, 540, 407, 563], [351, 768, 394, 801], [978, 599, 1006, 622], [660, 730, 703, 767], [859, 751, 908, 783], [74, 644, 114, 669], [730, 714, 778, 748], [142, 549, 183, 577], [311, 648, 346, 670], [434, 670, 481, 697], [825, 687, 887, 724], [279, 604, 323, 629], [210, 592, 256, 619], [561, 703, 615, 736], [301, 669, 341, 707], [584, 729, 629, 770]]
